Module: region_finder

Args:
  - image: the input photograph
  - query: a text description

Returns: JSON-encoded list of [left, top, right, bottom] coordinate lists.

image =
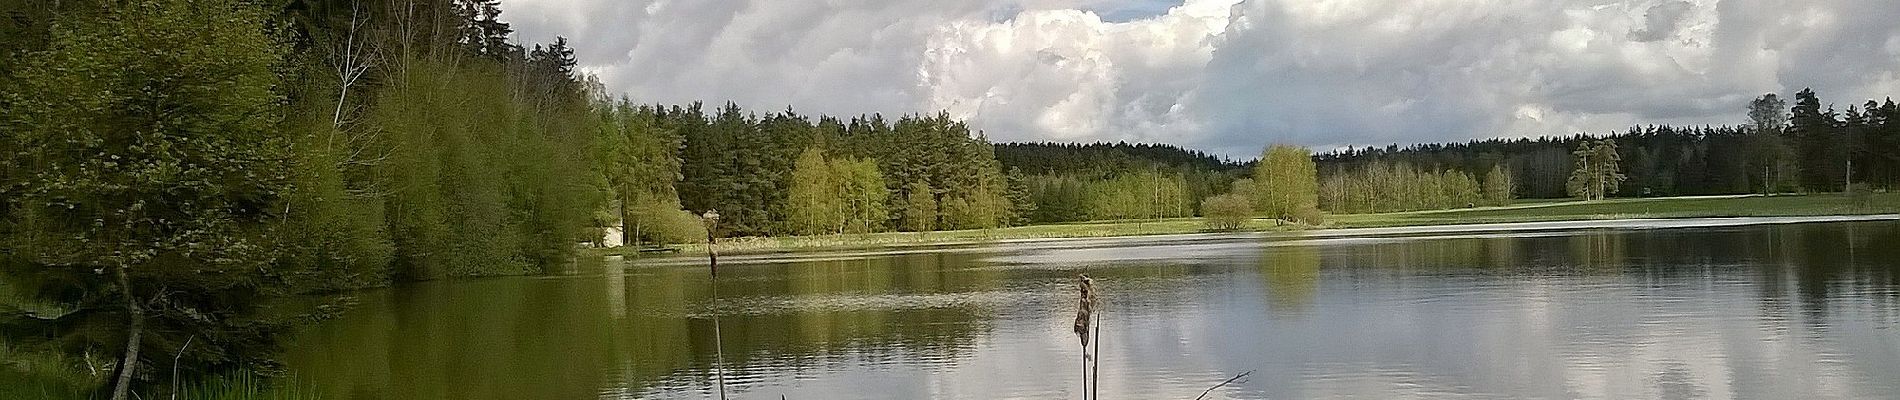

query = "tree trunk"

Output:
[[110, 265, 144, 400], [619, 191, 632, 248]]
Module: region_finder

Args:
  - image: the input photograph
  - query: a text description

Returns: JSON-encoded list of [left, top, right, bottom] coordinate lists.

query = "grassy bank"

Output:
[[1330, 193, 1899, 227], [595, 193, 1900, 257]]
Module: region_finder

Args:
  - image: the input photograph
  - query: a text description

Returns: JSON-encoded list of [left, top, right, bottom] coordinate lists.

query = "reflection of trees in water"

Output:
[[622, 251, 1007, 391], [1566, 230, 1627, 270], [1256, 221, 1900, 325], [287, 251, 1008, 399], [1259, 246, 1320, 312], [1312, 236, 1511, 271]]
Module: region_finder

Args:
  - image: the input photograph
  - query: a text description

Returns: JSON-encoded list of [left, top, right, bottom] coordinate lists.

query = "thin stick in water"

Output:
[[1193, 370, 1255, 400], [1091, 292, 1101, 400]]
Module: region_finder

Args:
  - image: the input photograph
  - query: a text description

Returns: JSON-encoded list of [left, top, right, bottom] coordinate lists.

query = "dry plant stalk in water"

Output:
[[1073, 274, 1099, 399]]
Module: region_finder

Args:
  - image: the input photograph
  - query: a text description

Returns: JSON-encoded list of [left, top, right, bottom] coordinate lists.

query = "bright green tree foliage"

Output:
[[1251, 145, 1321, 221], [596, 100, 687, 246], [788, 148, 844, 235], [1201, 193, 1253, 231], [1084, 170, 1194, 220], [833, 157, 892, 234], [1318, 162, 1486, 213], [903, 182, 938, 232], [1483, 164, 1516, 206], [787, 148, 892, 235]]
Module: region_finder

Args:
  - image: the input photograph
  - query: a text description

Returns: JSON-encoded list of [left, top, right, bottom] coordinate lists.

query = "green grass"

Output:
[[0, 345, 317, 400], [1329, 193, 1900, 228], [593, 193, 1900, 257]]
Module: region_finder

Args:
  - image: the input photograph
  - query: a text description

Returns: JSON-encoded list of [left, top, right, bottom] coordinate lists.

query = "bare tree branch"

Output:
[[1193, 370, 1254, 400]]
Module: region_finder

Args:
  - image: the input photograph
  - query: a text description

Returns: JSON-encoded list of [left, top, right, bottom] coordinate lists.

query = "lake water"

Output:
[[284, 218, 1900, 399]]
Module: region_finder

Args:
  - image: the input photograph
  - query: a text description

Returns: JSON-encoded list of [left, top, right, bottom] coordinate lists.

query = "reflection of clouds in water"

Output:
[[295, 220, 1900, 399]]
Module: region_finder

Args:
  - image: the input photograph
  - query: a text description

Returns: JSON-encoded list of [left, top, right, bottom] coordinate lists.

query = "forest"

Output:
[[1, 0, 613, 397], [1315, 90, 1900, 202], [4, 0, 1900, 398]]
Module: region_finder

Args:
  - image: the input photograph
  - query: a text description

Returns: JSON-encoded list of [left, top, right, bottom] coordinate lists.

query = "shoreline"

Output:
[[594, 193, 1900, 258]]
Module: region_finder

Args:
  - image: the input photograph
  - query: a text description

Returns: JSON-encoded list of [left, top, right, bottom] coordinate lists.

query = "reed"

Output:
[[703, 210, 728, 400], [1072, 275, 1098, 399]]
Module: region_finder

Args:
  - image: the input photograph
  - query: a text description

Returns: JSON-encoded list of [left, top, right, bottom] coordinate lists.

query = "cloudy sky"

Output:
[[501, 0, 1900, 158]]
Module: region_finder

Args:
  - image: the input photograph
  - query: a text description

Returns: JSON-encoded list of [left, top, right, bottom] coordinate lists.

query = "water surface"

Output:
[[285, 219, 1900, 399]]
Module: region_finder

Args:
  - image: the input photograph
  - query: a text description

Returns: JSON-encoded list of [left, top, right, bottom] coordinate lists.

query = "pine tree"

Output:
[[1567, 140, 1627, 200]]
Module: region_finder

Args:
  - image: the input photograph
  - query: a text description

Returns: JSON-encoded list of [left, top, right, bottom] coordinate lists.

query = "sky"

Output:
[[499, 0, 1900, 158]]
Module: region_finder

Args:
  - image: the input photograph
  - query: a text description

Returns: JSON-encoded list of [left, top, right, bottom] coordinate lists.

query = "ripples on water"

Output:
[[284, 218, 1900, 399]]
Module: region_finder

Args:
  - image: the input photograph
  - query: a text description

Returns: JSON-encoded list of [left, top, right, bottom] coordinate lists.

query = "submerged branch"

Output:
[[1193, 370, 1254, 400]]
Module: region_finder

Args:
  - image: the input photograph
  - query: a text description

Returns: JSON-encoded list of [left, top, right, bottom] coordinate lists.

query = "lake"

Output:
[[284, 218, 1900, 399]]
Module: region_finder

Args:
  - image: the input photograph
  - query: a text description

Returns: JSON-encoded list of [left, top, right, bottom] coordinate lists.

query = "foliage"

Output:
[[667, 108, 1010, 236], [1319, 162, 1484, 213], [1083, 170, 1194, 221], [1251, 145, 1320, 221], [1482, 164, 1516, 206], [1318, 90, 1900, 199], [3, 0, 605, 395], [1201, 194, 1253, 231], [596, 100, 685, 247], [788, 148, 843, 235], [787, 148, 890, 235], [997, 142, 1238, 225], [1331, 193, 1900, 227], [994, 142, 1242, 176], [902, 182, 938, 232], [626, 201, 706, 245], [1567, 139, 1626, 200]]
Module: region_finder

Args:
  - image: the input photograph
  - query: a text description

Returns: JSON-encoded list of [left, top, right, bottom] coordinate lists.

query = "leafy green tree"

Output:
[[788, 148, 843, 235], [786, 148, 890, 235], [833, 156, 890, 234], [902, 182, 937, 232], [597, 101, 684, 247], [1252, 145, 1320, 221], [0, 1, 294, 397], [1201, 193, 1253, 231], [1483, 164, 1516, 206]]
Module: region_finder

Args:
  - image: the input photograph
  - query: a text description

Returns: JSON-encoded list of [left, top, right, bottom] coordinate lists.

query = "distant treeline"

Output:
[[995, 142, 1244, 175], [610, 104, 1014, 239], [992, 142, 1244, 223], [1316, 90, 1900, 199]]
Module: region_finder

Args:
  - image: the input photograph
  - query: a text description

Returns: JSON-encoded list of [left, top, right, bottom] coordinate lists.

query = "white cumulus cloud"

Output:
[[503, 0, 1900, 158]]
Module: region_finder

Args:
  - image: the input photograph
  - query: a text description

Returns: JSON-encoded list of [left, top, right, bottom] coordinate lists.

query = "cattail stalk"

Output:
[[1074, 275, 1096, 399]]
